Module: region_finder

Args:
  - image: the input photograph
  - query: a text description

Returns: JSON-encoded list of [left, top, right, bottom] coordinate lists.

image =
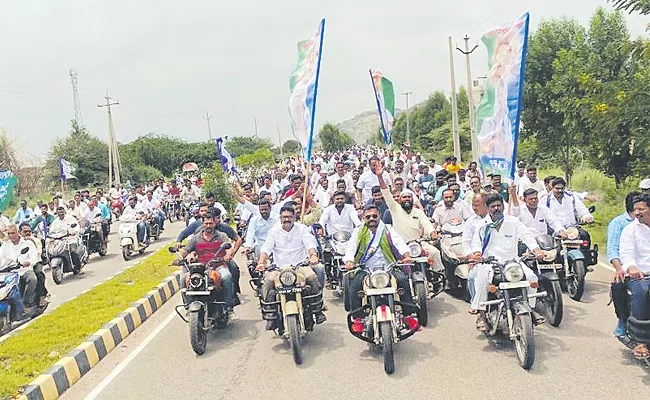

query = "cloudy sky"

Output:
[[0, 0, 646, 159]]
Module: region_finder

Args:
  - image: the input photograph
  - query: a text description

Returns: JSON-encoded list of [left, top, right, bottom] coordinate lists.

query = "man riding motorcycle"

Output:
[[85, 197, 109, 242], [0, 224, 40, 317], [318, 191, 361, 235], [256, 205, 326, 330], [343, 205, 413, 312], [19, 223, 49, 306], [122, 196, 148, 246], [468, 194, 546, 331], [142, 190, 166, 232], [540, 177, 594, 231]]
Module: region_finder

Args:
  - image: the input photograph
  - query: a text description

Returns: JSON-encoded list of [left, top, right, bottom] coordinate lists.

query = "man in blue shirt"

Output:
[[608, 191, 640, 337], [13, 200, 34, 224]]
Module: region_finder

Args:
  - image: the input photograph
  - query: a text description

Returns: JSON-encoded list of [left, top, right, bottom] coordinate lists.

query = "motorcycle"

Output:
[[246, 247, 262, 297], [260, 261, 325, 365], [147, 214, 161, 242], [119, 214, 149, 261], [181, 200, 197, 227], [347, 261, 420, 374], [617, 275, 650, 367], [406, 240, 445, 327], [522, 235, 565, 327], [558, 222, 598, 301], [170, 243, 232, 355], [47, 225, 87, 284], [80, 214, 108, 258], [0, 248, 49, 336], [479, 257, 547, 370], [439, 220, 471, 301]]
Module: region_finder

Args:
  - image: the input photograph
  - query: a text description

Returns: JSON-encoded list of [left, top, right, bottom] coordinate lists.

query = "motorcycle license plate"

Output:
[[498, 281, 530, 290], [412, 257, 429, 263], [278, 287, 299, 294], [365, 287, 396, 296], [539, 263, 563, 270], [185, 290, 211, 296]]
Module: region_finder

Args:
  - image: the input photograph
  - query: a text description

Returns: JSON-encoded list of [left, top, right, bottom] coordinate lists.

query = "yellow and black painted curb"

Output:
[[18, 270, 183, 400]]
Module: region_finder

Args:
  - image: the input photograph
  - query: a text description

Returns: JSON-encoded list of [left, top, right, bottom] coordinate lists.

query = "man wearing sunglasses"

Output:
[[343, 205, 413, 312]]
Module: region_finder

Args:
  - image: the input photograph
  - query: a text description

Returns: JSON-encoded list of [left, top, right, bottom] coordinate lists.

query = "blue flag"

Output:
[[215, 137, 236, 174]]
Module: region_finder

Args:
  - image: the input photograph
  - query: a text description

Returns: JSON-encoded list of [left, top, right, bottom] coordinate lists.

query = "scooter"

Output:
[[80, 214, 108, 258], [0, 248, 49, 336], [119, 214, 149, 261], [48, 225, 87, 284]]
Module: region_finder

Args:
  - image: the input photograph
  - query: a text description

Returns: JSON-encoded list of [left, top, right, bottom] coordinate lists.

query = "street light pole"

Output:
[[402, 91, 413, 144]]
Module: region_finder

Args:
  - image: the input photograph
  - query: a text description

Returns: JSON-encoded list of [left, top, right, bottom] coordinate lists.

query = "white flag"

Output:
[[59, 158, 77, 181]]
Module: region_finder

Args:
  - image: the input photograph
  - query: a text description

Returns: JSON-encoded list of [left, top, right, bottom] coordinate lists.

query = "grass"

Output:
[[0, 249, 176, 400], [538, 167, 640, 250]]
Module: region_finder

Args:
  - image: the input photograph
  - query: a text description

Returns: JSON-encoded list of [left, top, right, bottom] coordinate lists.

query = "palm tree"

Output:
[[609, 0, 650, 15]]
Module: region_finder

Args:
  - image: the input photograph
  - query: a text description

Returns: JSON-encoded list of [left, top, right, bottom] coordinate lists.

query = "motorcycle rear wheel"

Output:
[[415, 282, 428, 327], [568, 260, 586, 301], [52, 268, 63, 284], [0, 307, 12, 336], [287, 314, 303, 365], [189, 310, 207, 355], [514, 313, 535, 370], [380, 321, 395, 374]]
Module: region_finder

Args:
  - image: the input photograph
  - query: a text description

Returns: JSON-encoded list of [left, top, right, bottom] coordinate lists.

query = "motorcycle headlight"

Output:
[[0, 284, 10, 299], [189, 273, 203, 288], [370, 270, 390, 289], [542, 250, 556, 262], [409, 242, 422, 258], [279, 270, 297, 287], [504, 263, 524, 282], [566, 227, 579, 240]]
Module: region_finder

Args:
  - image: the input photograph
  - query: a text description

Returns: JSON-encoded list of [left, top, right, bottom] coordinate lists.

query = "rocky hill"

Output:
[[335, 109, 405, 144]]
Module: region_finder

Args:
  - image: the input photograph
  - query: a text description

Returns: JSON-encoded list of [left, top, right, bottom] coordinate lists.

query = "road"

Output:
[[61, 255, 649, 400]]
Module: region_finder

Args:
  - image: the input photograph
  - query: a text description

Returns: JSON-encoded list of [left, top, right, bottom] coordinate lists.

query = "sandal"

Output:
[[532, 311, 546, 326], [634, 343, 650, 360], [468, 309, 478, 315]]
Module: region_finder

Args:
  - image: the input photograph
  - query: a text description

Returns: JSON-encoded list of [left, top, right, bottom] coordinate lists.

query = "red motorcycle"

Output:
[[111, 197, 124, 220]]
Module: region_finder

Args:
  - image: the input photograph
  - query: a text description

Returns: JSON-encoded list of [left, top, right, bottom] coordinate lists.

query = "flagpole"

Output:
[[300, 163, 311, 223], [306, 18, 326, 162], [370, 69, 389, 148]]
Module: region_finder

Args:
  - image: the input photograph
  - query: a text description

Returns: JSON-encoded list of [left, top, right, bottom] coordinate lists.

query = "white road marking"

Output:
[[597, 261, 615, 272], [84, 310, 177, 400]]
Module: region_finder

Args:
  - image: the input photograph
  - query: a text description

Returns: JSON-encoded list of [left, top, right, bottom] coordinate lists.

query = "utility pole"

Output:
[[70, 68, 83, 126], [277, 123, 283, 156], [253, 118, 259, 138], [98, 91, 121, 186], [401, 91, 413, 144], [203, 110, 213, 141], [457, 35, 480, 162], [448, 37, 461, 162]]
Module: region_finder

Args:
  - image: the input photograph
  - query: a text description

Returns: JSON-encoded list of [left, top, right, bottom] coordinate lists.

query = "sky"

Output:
[[0, 0, 647, 160]]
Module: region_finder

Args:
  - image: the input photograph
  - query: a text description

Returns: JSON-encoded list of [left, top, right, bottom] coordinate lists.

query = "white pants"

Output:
[[471, 262, 538, 311], [422, 242, 444, 273]]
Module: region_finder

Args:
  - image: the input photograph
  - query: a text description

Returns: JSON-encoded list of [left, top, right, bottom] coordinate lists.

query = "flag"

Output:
[[59, 158, 77, 181], [215, 137, 236, 173], [475, 13, 530, 180], [0, 170, 18, 212], [288, 18, 326, 161], [369, 69, 395, 145]]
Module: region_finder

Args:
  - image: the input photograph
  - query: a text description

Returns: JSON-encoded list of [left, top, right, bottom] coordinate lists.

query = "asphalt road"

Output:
[[61, 255, 650, 400]]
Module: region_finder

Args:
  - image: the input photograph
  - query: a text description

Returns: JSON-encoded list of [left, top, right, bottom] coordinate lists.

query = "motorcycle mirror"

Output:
[[220, 242, 232, 251], [95, 213, 102, 218], [21, 247, 30, 254], [71, 223, 78, 228], [588, 205, 596, 213], [168, 246, 178, 253]]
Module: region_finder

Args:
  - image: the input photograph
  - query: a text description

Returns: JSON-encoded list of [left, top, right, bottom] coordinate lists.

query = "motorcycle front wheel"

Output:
[[542, 280, 564, 327], [380, 321, 395, 374], [415, 281, 428, 327], [514, 313, 535, 370], [52, 267, 63, 284], [189, 309, 207, 355], [568, 260, 586, 301], [287, 314, 303, 365], [122, 246, 132, 261]]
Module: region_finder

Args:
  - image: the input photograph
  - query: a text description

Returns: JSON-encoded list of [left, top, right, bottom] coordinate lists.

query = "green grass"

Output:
[[538, 167, 640, 250], [0, 249, 176, 400]]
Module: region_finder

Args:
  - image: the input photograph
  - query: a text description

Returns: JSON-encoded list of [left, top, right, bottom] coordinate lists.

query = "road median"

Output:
[[0, 246, 181, 400]]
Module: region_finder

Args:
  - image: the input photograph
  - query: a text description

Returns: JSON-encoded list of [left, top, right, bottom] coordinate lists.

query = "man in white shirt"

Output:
[[260, 176, 279, 203], [313, 178, 331, 208], [256, 204, 325, 330], [73, 193, 88, 214], [469, 194, 545, 330], [517, 188, 566, 237], [310, 164, 323, 194], [142, 190, 165, 231], [122, 196, 148, 245], [517, 166, 546, 199], [84, 197, 107, 243], [0, 224, 39, 312], [328, 161, 354, 194], [390, 159, 412, 185], [343, 204, 413, 312], [243, 200, 278, 251], [318, 191, 361, 235], [619, 193, 650, 359], [357, 156, 391, 203], [540, 177, 594, 228], [49, 207, 86, 271], [181, 181, 200, 203], [0, 211, 11, 237], [432, 189, 472, 227]]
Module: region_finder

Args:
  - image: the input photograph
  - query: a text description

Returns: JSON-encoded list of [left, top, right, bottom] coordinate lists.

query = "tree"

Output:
[[319, 123, 354, 152], [281, 139, 302, 154], [201, 162, 235, 211], [236, 148, 275, 169], [609, 0, 650, 15], [46, 121, 109, 189], [226, 136, 273, 157]]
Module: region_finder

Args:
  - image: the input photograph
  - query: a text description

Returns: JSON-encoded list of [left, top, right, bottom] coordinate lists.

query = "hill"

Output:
[[335, 109, 405, 144]]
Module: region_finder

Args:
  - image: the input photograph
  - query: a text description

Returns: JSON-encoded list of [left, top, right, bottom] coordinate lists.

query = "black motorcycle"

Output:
[[246, 247, 262, 297], [406, 240, 445, 327], [617, 275, 650, 366], [170, 243, 232, 355], [522, 235, 564, 327], [81, 215, 108, 258]]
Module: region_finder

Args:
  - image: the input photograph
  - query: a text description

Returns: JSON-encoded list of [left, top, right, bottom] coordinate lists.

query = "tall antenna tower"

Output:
[[70, 68, 83, 126]]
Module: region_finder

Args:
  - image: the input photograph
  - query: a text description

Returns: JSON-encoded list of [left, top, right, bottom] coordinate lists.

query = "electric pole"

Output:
[[402, 91, 413, 144], [448, 37, 461, 162], [203, 110, 213, 141], [253, 118, 259, 138], [70, 68, 83, 126], [457, 35, 480, 162], [277, 123, 283, 156], [98, 92, 121, 186]]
